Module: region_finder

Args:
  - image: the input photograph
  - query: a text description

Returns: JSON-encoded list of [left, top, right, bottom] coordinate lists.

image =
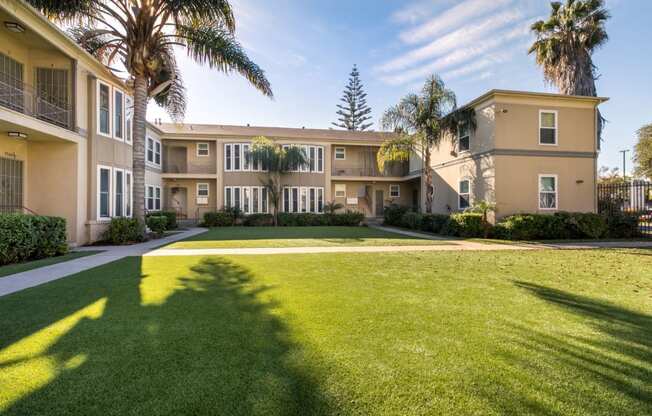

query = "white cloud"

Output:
[[391, 0, 455, 24], [378, 22, 532, 85], [399, 0, 514, 45], [376, 10, 525, 74]]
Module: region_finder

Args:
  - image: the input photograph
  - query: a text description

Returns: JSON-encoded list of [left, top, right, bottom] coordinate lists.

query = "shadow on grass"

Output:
[[478, 282, 652, 415], [0, 257, 342, 415]]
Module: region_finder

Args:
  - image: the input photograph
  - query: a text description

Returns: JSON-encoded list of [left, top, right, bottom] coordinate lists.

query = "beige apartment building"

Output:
[[0, 1, 606, 246]]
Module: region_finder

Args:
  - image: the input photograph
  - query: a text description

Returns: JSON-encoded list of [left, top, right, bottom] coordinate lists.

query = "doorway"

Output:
[[375, 189, 384, 217]]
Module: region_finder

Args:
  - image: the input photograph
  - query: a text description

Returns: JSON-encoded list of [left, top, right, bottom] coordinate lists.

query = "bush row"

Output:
[[103, 212, 179, 244], [383, 204, 641, 240], [202, 210, 365, 227], [146, 211, 177, 230], [0, 214, 68, 265]]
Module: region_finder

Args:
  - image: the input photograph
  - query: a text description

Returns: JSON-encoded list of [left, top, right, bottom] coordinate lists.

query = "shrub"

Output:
[[242, 213, 274, 226], [147, 211, 177, 230], [494, 212, 610, 241], [203, 211, 235, 227], [328, 211, 365, 226], [441, 213, 485, 238], [571, 213, 608, 239], [383, 204, 409, 226], [605, 212, 640, 238], [0, 214, 68, 265], [146, 215, 168, 237], [420, 214, 450, 233], [401, 211, 423, 230], [103, 217, 145, 245]]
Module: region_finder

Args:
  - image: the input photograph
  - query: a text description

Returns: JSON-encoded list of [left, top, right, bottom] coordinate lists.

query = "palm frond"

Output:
[[176, 21, 273, 97], [26, 0, 99, 22], [165, 0, 236, 32]]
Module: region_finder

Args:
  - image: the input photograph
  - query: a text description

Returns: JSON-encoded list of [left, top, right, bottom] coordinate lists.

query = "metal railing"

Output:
[[598, 181, 652, 237], [0, 73, 72, 129], [0, 205, 38, 215], [331, 163, 409, 178]]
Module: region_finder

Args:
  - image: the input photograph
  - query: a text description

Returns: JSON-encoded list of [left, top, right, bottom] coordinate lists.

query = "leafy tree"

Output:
[[332, 64, 372, 131], [529, 0, 609, 138], [248, 137, 307, 226], [377, 75, 456, 213], [598, 166, 625, 184], [28, 0, 273, 222], [633, 124, 652, 181]]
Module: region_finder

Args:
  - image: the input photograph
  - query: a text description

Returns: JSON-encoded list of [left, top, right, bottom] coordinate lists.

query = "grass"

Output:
[[0, 249, 650, 415], [166, 226, 446, 249], [0, 251, 101, 278]]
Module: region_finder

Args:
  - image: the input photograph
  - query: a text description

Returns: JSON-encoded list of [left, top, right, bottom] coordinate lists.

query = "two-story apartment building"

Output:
[[146, 123, 422, 220]]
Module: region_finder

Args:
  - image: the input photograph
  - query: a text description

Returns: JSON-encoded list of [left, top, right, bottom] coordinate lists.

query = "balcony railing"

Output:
[[0, 73, 72, 130], [331, 163, 409, 178]]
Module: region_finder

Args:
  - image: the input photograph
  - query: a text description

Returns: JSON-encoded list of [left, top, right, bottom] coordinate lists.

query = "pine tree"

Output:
[[332, 65, 373, 131]]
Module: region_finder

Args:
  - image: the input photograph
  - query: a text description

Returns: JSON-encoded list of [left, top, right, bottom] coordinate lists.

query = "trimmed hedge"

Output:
[[200, 211, 365, 227], [441, 213, 485, 237], [421, 214, 450, 234], [0, 214, 68, 265], [383, 204, 409, 227], [203, 212, 235, 227], [326, 211, 365, 226], [493, 212, 612, 240], [400, 211, 423, 230], [147, 211, 177, 230], [103, 217, 145, 245], [242, 214, 274, 227], [605, 212, 640, 238], [146, 215, 168, 237]]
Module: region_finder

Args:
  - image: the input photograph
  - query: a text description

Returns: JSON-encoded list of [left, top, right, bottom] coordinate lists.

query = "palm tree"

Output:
[[529, 0, 609, 137], [466, 200, 496, 238], [248, 136, 307, 226], [378, 75, 456, 213], [28, 0, 273, 222], [323, 201, 344, 214]]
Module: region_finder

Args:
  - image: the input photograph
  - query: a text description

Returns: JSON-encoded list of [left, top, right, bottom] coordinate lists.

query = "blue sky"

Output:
[[147, 0, 652, 171]]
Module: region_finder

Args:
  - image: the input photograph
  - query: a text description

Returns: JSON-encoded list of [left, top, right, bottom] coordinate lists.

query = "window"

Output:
[[146, 185, 161, 211], [98, 166, 111, 219], [125, 96, 133, 144], [243, 144, 250, 170], [539, 110, 557, 145], [335, 147, 346, 160], [225, 144, 232, 171], [224, 186, 269, 214], [335, 184, 346, 198], [197, 183, 209, 197], [389, 184, 400, 198], [280, 144, 323, 173], [35, 67, 69, 127], [155, 187, 161, 210], [539, 174, 558, 210], [114, 90, 124, 140], [125, 171, 132, 217], [458, 179, 470, 210], [147, 137, 161, 166], [0, 52, 24, 112], [317, 147, 324, 172], [282, 186, 325, 213], [225, 143, 268, 172], [114, 169, 124, 216], [197, 142, 209, 157], [458, 122, 470, 152], [234, 144, 241, 170], [98, 82, 111, 135]]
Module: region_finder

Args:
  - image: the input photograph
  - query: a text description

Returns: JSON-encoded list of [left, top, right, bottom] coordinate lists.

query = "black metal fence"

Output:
[[597, 182, 652, 238]]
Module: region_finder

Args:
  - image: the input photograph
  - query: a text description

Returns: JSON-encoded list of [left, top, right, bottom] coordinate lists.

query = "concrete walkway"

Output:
[[0, 228, 205, 298]]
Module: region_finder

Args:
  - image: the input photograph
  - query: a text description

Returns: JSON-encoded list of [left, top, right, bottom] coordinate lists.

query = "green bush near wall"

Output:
[[493, 212, 613, 240], [103, 218, 145, 245], [0, 214, 68, 265], [242, 214, 274, 226], [147, 211, 177, 230], [441, 213, 485, 238], [203, 212, 236, 227], [146, 216, 168, 237]]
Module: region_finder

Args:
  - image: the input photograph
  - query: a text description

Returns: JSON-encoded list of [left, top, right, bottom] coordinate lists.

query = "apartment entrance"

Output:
[[0, 156, 23, 213], [168, 187, 188, 219], [375, 189, 384, 217]]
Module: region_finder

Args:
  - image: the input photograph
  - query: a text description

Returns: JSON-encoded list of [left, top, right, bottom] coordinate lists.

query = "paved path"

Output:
[[0, 228, 205, 298]]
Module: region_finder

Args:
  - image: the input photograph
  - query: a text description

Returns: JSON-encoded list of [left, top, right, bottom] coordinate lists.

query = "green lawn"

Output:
[[166, 226, 445, 249], [0, 249, 650, 415], [0, 251, 101, 278]]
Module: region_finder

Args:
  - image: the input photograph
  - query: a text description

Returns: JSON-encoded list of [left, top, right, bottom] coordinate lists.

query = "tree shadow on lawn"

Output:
[[471, 282, 651, 415], [0, 257, 343, 415]]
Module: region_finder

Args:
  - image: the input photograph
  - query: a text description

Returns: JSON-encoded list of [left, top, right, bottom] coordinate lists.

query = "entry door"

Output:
[[0, 156, 23, 213], [375, 190, 384, 217]]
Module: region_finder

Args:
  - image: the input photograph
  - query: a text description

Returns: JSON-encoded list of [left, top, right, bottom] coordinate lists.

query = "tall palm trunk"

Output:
[[423, 144, 433, 213], [132, 75, 148, 222]]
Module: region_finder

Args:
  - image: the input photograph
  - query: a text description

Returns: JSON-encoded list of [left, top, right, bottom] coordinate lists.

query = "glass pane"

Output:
[[459, 180, 469, 194], [459, 136, 470, 151], [114, 91, 123, 137], [540, 177, 556, 192], [540, 128, 556, 144], [540, 193, 556, 209], [226, 145, 231, 170], [459, 194, 470, 209], [100, 169, 110, 192], [540, 112, 555, 128], [100, 194, 109, 217]]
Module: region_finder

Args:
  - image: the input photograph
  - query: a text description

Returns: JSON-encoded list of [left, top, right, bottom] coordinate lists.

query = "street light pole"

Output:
[[619, 149, 630, 181]]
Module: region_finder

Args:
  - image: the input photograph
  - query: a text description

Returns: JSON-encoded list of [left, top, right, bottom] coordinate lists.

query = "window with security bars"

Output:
[[0, 52, 24, 112], [36, 67, 70, 127], [0, 157, 23, 213]]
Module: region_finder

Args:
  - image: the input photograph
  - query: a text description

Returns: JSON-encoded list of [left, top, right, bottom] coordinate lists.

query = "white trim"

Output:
[[334, 146, 346, 160], [96, 80, 112, 137], [113, 88, 125, 141], [197, 182, 210, 197], [145, 184, 162, 212], [389, 184, 400, 198], [458, 178, 471, 210], [97, 165, 112, 220], [113, 168, 125, 216], [146, 136, 162, 167], [125, 170, 133, 217], [282, 186, 325, 213], [538, 174, 558, 210], [539, 109, 558, 146], [335, 183, 346, 198], [197, 142, 210, 157], [125, 95, 133, 145], [457, 122, 470, 153]]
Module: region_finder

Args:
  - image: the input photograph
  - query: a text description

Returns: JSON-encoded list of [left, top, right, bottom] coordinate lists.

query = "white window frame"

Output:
[[224, 186, 269, 214], [224, 142, 268, 172], [282, 186, 324, 213], [389, 184, 400, 198], [457, 122, 470, 153], [97, 165, 112, 220], [335, 184, 346, 198], [155, 186, 161, 211], [197, 142, 210, 157], [125, 95, 133, 145], [145, 185, 155, 212], [538, 174, 558, 210], [539, 110, 558, 146], [334, 147, 346, 160], [197, 183, 210, 197], [113, 89, 125, 141], [458, 178, 471, 210], [113, 168, 125, 217], [97, 81, 112, 137], [146, 136, 162, 167], [125, 171, 133, 217]]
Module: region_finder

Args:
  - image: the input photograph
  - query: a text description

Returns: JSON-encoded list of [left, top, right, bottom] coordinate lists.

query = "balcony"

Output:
[[0, 72, 72, 130], [331, 162, 409, 178]]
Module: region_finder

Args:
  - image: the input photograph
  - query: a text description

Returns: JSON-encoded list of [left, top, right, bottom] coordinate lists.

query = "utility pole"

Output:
[[619, 149, 630, 181]]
